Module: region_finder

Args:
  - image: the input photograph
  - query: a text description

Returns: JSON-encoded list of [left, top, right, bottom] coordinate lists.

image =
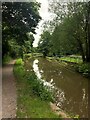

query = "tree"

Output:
[[50, 19, 79, 56], [23, 33, 34, 54], [48, 1, 90, 62], [38, 31, 52, 57], [2, 2, 41, 58], [85, 1, 90, 62]]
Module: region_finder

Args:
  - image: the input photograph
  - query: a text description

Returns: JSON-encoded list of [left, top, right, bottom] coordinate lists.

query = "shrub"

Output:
[[27, 73, 54, 102], [76, 63, 90, 77], [15, 58, 24, 65], [14, 59, 25, 79]]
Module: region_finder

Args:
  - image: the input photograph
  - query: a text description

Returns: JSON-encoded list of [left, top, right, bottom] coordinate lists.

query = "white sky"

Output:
[[33, 0, 51, 47]]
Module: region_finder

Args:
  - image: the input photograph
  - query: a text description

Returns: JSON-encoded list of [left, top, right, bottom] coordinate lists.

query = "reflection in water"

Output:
[[25, 58, 88, 118], [32, 59, 70, 115], [33, 59, 55, 88], [82, 88, 86, 100], [33, 59, 41, 79]]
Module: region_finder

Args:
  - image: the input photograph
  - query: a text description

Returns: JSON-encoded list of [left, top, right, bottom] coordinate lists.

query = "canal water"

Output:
[[25, 57, 88, 118]]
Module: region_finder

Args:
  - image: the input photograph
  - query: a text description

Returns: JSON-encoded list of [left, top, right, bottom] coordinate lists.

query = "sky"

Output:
[[33, 0, 51, 47]]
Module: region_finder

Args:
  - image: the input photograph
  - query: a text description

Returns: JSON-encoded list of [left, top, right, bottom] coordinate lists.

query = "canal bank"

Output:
[[14, 59, 60, 118], [25, 57, 88, 118]]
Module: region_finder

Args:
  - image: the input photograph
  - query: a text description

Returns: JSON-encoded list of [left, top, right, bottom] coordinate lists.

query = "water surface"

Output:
[[25, 57, 88, 118]]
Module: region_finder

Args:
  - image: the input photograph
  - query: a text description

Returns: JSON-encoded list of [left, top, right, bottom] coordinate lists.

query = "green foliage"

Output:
[[14, 60, 25, 79], [17, 94, 59, 118], [8, 40, 21, 58], [38, 31, 52, 57], [78, 63, 90, 76], [59, 56, 90, 77], [2, 54, 12, 65], [24, 53, 32, 59], [14, 58, 54, 101], [26, 73, 54, 101], [2, 2, 41, 58], [14, 59, 59, 118], [2, 2, 41, 38], [50, 21, 79, 56], [60, 55, 82, 64], [42, 2, 90, 62], [15, 58, 24, 65]]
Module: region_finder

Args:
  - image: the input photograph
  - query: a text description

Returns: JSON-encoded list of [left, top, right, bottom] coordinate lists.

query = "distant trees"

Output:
[[38, 31, 52, 57], [66, 2, 90, 62], [38, 2, 90, 62], [2, 2, 41, 58]]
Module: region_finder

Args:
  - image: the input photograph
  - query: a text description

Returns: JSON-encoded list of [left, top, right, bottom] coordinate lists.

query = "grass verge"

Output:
[[59, 56, 82, 64], [59, 56, 90, 78], [14, 58, 59, 118], [47, 56, 90, 78]]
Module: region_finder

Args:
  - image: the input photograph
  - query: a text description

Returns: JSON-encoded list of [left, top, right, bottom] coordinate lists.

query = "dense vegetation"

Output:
[[38, 2, 90, 63], [2, 1, 90, 118], [2, 2, 41, 60]]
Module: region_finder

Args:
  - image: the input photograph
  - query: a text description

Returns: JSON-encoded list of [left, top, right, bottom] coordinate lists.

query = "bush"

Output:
[[15, 58, 24, 65], [14, 59, 25, 79], [79, 63, 90, 74], [27, 73, 54, 102]]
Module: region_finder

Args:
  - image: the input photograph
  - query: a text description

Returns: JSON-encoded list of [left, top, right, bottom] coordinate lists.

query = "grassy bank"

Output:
[[60, 56, 90, 78], [47, 55, 90, 78], [14, 58, 59, 118], [59, 55, 82, 64], [24, 53, 43, 59]]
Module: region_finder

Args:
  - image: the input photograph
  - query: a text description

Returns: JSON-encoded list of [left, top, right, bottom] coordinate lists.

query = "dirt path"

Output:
[[2, 60, 17, 118]]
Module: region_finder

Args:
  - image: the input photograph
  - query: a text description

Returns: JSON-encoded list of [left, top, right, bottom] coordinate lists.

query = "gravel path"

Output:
[[2, 60, 17, 118]]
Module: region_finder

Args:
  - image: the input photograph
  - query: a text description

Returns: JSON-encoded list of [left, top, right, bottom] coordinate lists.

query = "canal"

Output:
[[25, 57, 88, 118]]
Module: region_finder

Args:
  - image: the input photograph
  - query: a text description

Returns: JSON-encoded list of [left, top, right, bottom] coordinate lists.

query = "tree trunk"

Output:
[[85, 2, 90, 62], [77, 38, 86, 62]]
